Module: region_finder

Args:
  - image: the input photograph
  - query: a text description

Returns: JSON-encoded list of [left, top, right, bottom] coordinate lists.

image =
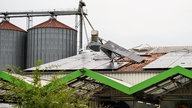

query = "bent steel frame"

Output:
[[46, 66, 192, 94], [0, 66, 192, 103]]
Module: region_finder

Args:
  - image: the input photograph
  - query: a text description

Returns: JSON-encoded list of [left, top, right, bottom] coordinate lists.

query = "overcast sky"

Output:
[[1, 0, 192, 48]]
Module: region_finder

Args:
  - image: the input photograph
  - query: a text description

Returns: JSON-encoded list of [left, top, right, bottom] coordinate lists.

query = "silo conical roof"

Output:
[[30, 18, 75, 30], [0, 20, 26, 32]]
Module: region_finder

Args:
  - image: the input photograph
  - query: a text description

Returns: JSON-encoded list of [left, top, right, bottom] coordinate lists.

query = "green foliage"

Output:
[[3, 60, 90, 108]]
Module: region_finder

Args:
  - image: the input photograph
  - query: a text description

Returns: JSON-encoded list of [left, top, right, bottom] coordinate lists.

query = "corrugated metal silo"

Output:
[[27, 18, 77, 68], [0, 20, 26, 70]]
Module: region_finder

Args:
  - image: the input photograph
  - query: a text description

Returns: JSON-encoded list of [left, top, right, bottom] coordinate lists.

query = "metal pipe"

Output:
[[0, 11, 81, 16], [0, 10, 88, 19], [84, 15, 94, 30], [0, 13, 81, 18]]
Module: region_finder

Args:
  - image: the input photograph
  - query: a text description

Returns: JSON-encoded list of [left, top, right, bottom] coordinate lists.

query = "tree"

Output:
[[2, 61, 90, 108]]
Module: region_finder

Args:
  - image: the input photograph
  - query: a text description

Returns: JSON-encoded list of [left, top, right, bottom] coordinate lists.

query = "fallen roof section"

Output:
[[101, 41, 144, 63]]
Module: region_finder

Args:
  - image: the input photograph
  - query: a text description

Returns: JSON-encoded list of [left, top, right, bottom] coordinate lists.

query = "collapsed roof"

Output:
[[25, 39, 192, 72], [25, 41, 144, 71]]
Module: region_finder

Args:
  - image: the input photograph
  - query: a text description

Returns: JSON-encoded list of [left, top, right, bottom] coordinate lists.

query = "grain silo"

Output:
[[26, 18, 77, 68], [0, 20, 26, 70]]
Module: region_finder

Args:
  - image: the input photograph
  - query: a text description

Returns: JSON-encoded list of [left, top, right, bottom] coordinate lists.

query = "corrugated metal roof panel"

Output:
[[150, 46, 192, 53], [30, 18, 75, 30], [101, 41, 144, 63], [144, 51, 192, 69], [25, 50, 129, 71], [104, 71, 160, 86], [0, 21, 26, 32]]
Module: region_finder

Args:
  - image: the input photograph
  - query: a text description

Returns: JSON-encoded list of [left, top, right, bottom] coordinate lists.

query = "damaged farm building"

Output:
[[22, 42, 192, 108], [0, 2, 192, 107]]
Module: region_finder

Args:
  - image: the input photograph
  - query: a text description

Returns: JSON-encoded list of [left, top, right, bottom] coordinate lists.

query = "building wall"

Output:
[[0, 30, 26, 70]]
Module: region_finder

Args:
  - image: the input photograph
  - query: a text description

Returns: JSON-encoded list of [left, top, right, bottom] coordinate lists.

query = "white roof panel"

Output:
[[144, 51, 192, 69], [26, 50, 129, 71]]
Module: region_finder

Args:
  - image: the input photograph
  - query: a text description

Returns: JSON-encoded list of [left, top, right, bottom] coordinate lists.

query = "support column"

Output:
[[79, 14, 83, 51]]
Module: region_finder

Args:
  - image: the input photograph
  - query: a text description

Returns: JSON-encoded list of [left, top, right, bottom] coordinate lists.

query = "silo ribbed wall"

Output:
[[0, 30, 26, 70], [26, 28, 77, 68]]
